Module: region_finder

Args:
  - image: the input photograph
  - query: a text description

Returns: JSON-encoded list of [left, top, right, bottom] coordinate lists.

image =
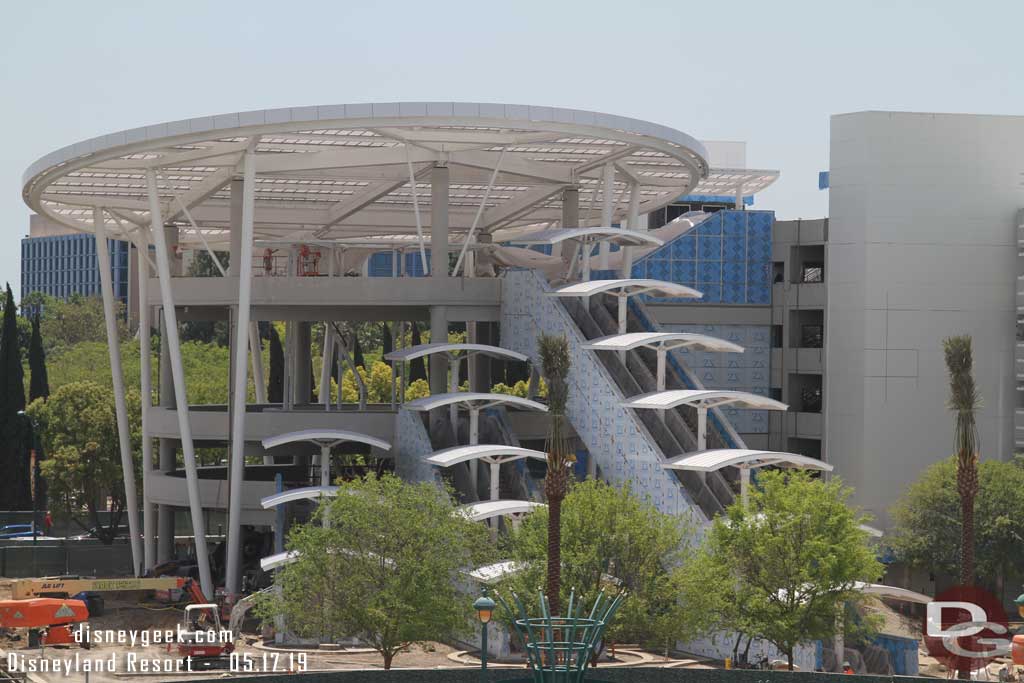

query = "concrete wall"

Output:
[[827, 111, 1022, 528]]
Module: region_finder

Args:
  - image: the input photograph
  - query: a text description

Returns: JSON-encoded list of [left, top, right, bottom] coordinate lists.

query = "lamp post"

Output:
[[474, 587, 496, 680]]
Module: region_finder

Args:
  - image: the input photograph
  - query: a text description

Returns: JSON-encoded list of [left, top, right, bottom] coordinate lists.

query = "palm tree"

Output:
[[942, 335, 981, 588], [538, 334, 572, 614]]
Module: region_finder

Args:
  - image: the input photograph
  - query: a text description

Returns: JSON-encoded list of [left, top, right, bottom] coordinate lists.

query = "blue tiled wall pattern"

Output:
[[661, 323, 771, 434], [631, 210, 773, 305]]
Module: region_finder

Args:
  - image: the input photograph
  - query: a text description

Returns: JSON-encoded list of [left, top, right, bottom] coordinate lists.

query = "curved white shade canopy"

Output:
[[466, 560, 525, 585], [261, 429, 391, 451], [853, 582, 930, 604], [549, 279, 702, 300], [404, 392, 548, 413], [662, 449, 833, 473], [385, 342, 527, 363], [260, 550, 300, 571], [511, 227, 663, 248], [623, 389, 788, 411], [260, 485, 338, 509], [859, 524, 884, 538], [426, 444, 548, 467], [458, 500, 546, 522], [584, 331, 744, 354]]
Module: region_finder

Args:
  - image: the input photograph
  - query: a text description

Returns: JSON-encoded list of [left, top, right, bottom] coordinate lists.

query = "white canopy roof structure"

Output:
[[466, 560, 525, 585], [584, 331, 744, 354], [426, 444, 547, 467], [260, 550, 300, 571], [623, 389, 788, 411], [458, 500, 546, 522], [261, 429, 391, 451], [260, 485, 339, 509], [662, 449, 833, 473], [404, 392, 548, 413], [854, 582, 931, 604], [549, 279, 702, 300], [859, 524, 884, 538], [385, 342, 527, 363], [510, 227, 664, 248]]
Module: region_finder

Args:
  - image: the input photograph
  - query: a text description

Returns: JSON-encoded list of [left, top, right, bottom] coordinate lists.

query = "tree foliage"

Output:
[[24, 292, 127, 355], [28, 313, 49, 402], [27, 381, 141, 543], [257, 474, 489, 669], [502, 479, 694, 648], [0, 284, 31, 510], [680, 470, 883, 669], [890, 456, 1024, 589]]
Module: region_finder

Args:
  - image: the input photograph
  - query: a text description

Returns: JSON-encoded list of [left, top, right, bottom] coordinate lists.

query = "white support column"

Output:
[[448, 356, 460, 433], [94, 208, 143, 577], [319, 323, 335, 409], [225, 148, 257, 599], [656, 347, 667, 392], [489, 461, 500, 501], [136, 237, 155, 571], [147, 172, 214, 598], [598, 163, 615, 270], [697, 406, 708, 451], [581, 240, 592, 281], [249, 322, 266, 404], [431, 164, 449, 280], [621, 181, 641, 278], [469, 408, 480, 496], [740, 467, 751, 507], [320, 443, 332, 528]]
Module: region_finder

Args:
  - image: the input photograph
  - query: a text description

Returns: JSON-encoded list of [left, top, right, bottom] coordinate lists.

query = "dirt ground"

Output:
[[0, 579, 709, 682]]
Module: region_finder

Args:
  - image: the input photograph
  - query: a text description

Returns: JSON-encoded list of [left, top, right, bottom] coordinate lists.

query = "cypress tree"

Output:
[[408, 323, 427, 383], [28, 313, 49, 402], [268, 325, 284, 403], [353, 335, 365, 371], [0, 284, 29, 510]]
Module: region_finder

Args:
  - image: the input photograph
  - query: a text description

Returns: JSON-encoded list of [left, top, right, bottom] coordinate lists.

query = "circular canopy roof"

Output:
[[583, 331, 745, 354], [23, 102, 721, 246]]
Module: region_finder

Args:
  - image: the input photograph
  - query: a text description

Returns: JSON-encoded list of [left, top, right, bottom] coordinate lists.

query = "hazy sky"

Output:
[[2, 0, 1023, 293]]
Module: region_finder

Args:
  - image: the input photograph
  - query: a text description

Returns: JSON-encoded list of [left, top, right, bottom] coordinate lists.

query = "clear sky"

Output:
[[2, 0, 1022, 294]]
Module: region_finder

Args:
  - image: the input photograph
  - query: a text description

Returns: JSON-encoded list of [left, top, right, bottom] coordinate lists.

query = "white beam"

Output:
[[256, 146, 436, 174], [226, 145, 257, 599], [94, 208, 142, 576], [453, 150, 572, 184], [479, 184, 567, 231], [163, 166, 238, 223], [146, 170, 214, 599]]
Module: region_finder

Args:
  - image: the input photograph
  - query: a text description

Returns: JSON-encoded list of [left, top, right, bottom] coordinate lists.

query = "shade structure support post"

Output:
[[581, 240, 592, 280], [146, 170, 214, 599], [249, 322, 266, 404], [740, 467, 751, 508], [469, 407, 480, 498], [225, 146, 257, 600], [617, 295, 628, 363], [834, 616, 845, 673], [656, 347, 667, 392], [621, 181, 641, 278], [135, 236, 155, 571], [448, 356, 460, 434], [697, 406, 708, 451], [489, 460, 501, 542], [319, 322, 335, 409], [94, 208, 143, 577], [598, 162, 615, 270], [320, 444, 332, 527], [429, 306, 448, 431]]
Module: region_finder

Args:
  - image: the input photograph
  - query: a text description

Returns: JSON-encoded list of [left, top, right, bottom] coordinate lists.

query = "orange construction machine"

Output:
[[0, 597, 89, 646]]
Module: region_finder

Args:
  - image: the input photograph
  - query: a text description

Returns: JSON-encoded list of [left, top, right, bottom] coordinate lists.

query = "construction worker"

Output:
[[842, 661, 854, 675]]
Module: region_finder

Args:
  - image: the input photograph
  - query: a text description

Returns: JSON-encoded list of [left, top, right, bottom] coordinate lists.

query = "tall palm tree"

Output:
[[538, 334, 572, 615], [942, 335, 981, 587]]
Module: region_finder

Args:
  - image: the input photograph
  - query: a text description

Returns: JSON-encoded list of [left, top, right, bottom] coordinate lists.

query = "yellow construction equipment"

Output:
[[11, 576, 204, 601]]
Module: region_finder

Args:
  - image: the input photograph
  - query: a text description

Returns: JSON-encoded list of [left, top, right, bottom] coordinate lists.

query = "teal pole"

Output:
[[474, 588, 496, 682]]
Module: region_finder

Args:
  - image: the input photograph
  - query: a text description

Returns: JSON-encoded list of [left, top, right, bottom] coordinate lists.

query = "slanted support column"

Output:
[[431, 164, 449, 279], [147, 170, 214, 599], [94, 208, 142, 576], [319, 323, 335, 409], [137, 239, 156, 570], [157, 311, 175, 564], [560, 187, 579, 265], [225, 148, 257, 599], [598, 163, 615, 270]]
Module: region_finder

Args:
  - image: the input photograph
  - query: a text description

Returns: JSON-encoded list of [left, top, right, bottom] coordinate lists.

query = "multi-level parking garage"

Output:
[[23, 102, 816, 606]]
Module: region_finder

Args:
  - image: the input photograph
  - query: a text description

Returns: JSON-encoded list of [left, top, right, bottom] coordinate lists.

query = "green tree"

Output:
[[0, 284, 31, 510], [891, 457, 1024, 596], [503, 480, 694, 649], [537, 333, 572, 614], [257, 474, 489, 669], [38, 293, 126, 354], [943, 336, 981, 593], [28, 313, 50, 402], [27, 381, 141, 543], [681, 470, 883, 669]]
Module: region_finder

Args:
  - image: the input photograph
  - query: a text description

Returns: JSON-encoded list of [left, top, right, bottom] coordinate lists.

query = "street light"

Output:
[[473, 587, 496, 678]]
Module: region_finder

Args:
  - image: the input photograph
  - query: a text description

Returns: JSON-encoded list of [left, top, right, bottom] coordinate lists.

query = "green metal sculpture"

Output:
[[496, 588, 625, 683]]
